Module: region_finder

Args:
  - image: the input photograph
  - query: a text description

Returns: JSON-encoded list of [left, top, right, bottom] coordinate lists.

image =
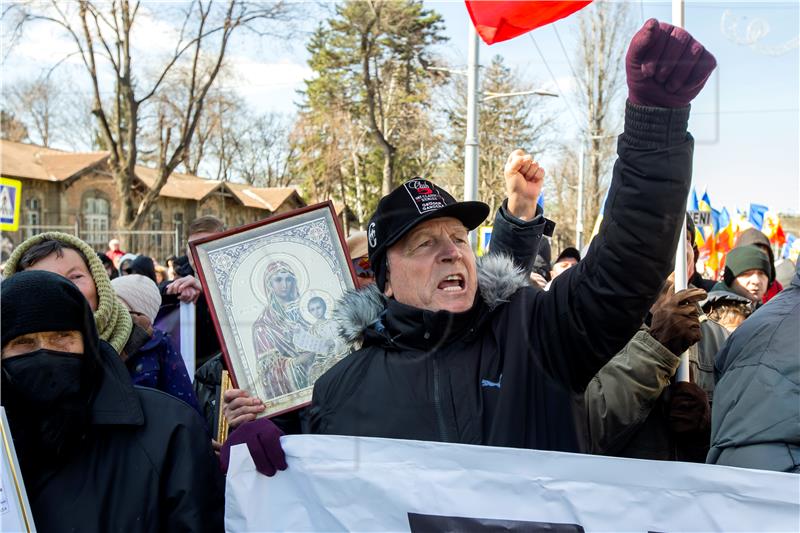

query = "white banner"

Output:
[[179, 301, 196, 380], [225, 435, 800, 532]]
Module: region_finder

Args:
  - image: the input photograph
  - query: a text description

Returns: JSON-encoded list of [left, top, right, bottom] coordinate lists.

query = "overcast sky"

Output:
[[3, 1, 798, 215]]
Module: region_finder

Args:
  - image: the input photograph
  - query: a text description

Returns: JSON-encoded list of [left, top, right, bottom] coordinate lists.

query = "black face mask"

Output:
[[1, 350, 95, 474]]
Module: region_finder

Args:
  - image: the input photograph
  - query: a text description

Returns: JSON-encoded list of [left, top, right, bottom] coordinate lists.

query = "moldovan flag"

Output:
[[698, 191, 718, 272], [783, 234, 800, 262], [716, 207, 734, 254], [748, 203, 768, 231], [734, 209, 753, 235], [465, 0, 592, 45], [762, 211, 787, 248], [689, 189, 705, 248]]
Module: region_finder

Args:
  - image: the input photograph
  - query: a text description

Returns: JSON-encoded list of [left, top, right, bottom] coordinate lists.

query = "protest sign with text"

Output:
[[226, 435, 799, 532]]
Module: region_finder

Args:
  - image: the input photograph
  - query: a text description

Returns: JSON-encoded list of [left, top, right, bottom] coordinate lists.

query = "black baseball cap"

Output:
[[367, 178, 489, 291]]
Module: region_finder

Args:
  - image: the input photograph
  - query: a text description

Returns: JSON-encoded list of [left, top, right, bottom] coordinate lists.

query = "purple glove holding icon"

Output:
[[220, 417, 287, 477]]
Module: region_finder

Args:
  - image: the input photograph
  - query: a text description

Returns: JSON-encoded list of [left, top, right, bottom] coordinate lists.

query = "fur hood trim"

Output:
[[334, 254, 527, 344]]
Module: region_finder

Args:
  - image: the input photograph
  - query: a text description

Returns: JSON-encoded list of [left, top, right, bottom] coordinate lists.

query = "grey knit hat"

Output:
[[112, 274, 161, 324]]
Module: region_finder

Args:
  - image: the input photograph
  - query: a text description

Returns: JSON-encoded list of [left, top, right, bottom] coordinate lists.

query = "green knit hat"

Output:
[[3, 232, 133, 354], [723, 245, 771, 282]]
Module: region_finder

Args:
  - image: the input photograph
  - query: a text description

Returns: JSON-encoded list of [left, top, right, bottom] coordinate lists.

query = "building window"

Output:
[[152, 210, 163, 248], [173, 212, 184, 241], [83, 194, 110, 247], [25, 197, 41, 239]]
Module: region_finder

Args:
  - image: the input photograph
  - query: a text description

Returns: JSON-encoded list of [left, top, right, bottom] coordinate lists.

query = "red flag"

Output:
[[773, 222, 787, 248], [465, 0, 593, 45]]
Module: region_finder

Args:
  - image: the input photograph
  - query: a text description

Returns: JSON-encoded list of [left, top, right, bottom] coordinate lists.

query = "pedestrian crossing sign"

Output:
[[477, 226, 492, 256], [0, 178, 21, 232]]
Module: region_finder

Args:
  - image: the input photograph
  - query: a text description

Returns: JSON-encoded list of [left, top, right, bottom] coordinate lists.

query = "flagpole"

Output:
[[576, 144, 585, 250], [672, 0, 690, 383], [465, 21, 480, 251]]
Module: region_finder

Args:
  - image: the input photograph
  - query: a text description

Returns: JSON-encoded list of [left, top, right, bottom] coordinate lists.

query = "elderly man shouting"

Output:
[[221, 19, 717, 475]]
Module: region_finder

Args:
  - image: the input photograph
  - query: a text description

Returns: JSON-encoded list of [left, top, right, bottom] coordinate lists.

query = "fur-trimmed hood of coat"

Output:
[[334, 254, 529, 346]]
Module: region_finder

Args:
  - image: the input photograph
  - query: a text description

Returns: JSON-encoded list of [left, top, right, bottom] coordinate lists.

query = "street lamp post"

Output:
[[576, 145, 585, 250], [432, 24, 559, 250], [672, 0, 691, 384], [465, 23, 481, 249]]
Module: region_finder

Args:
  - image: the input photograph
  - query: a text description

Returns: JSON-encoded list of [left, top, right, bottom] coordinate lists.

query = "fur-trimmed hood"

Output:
[[334, 254, 528, 346], [702, 281, 757, 308]]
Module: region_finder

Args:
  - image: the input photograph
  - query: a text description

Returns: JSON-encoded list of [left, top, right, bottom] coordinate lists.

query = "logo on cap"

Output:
[[368, 222, 377, 248], [404, 179, 446, 215]]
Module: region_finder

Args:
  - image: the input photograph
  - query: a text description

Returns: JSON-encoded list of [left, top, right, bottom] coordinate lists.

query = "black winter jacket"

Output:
[[27, 341, 225, 532], [309, 103, 694, 450]]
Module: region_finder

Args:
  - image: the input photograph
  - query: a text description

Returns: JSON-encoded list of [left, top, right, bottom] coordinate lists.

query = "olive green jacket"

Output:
[[579, 318, 727, 461]]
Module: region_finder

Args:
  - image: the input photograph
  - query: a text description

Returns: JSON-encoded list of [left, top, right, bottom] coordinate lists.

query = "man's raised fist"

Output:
[[626, 19, 717, 108]]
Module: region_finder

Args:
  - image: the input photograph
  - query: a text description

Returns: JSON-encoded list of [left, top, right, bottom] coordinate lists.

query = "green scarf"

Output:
[[3, 232, 133, 354]]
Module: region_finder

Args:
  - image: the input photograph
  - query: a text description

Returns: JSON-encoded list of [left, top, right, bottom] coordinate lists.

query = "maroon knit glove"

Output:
[[220, 417, 288, 477], [626, 19, 717, 108]]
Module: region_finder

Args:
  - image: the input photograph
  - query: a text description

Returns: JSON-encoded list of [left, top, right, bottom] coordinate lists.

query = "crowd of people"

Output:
[[1, 19, 797, 532]]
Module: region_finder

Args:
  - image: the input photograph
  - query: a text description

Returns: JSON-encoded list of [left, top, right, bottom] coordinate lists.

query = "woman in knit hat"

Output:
[[702, 245, 772, 331], [117, 252, 138, 276], [735, 228, 782, 302], [111, 274, 200, 413], [129, 255, 157, 283], [1, 270, 224, 531], [3, 232, 133, 354]]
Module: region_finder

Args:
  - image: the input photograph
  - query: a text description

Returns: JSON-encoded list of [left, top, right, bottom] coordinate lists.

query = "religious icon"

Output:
[[0, 407, 35, 532], [191, 202, 356, 417]]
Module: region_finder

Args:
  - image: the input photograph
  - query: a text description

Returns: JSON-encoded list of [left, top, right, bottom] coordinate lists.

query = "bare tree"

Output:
[[541, 144, 580, 252], [8, 0, 296, 228], [0, 110, 29, 142], [61, 87, 99, 152], [339, 108, 370, 228], [574, 2, 632, 234], [141, 83, 298, 187], [141, 82, 237, 177], [6, 76, 63, 147], [2, 73, 96, 150], [231, 112, 296, 187]]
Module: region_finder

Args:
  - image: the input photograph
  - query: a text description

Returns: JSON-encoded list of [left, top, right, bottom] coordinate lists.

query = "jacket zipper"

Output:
[[432, 356, 450, 442]]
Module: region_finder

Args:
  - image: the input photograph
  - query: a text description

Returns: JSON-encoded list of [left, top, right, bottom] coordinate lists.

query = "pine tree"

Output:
[[443, 55, 553, 215], [294, 0, 447, 228]]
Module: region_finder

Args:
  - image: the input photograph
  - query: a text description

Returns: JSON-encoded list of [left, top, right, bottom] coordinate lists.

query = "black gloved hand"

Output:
[[666, 381, 710, 435]]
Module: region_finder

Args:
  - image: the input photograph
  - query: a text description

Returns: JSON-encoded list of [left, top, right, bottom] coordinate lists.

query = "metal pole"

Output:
[[464, 21, 480, 250], [672, 0, 691, 383], [672, 0, 685, 28], [576, 144, 585, 250], [174, 226, 180, 257]]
